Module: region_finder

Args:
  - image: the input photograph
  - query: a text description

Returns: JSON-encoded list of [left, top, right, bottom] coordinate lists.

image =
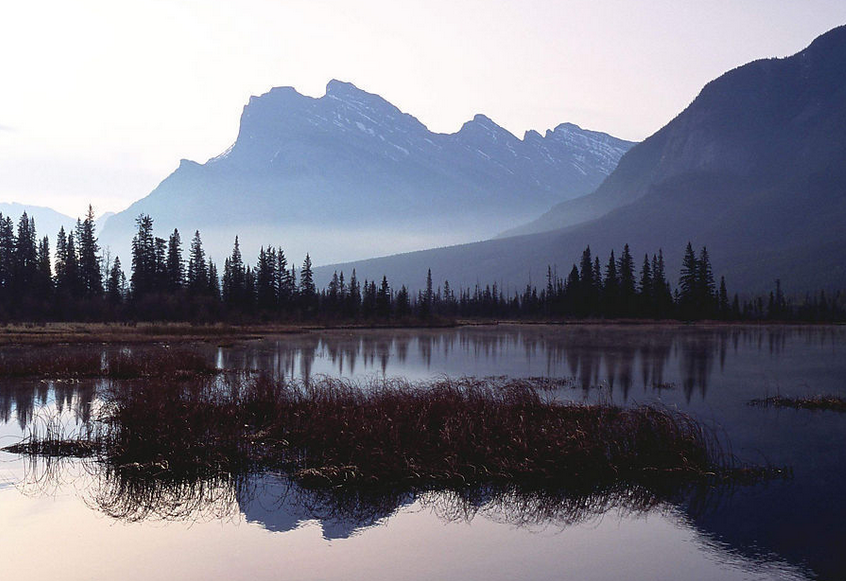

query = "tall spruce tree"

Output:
[[106, 257, 126, 304], [130, 214, 157, 299], [65, 234, 80, 299], [603, 250, 620, 316], [187, 230, 208, 296], [618, 243, 636, 315], [207, 259, 220, 299], [578, 246, 595, 315], [276, 248, 294, 311], [35, 236, 53, 303], [718, 276, 730, 318], [165, 229, 184, 292], [638, 254, 653, 316], [376, 275, 391, 318], [154, 237, 167, 290], [256, 246, 277, 311], [678, 242, 698, 317], [0, 215, 15, 302], [222, 236, 246, 307], [347, 268, 361, 317], [697, 246, 716, 316], [299, 254, 316, 313], [77, 205, 103, 298], [14, 213, 38, 299]]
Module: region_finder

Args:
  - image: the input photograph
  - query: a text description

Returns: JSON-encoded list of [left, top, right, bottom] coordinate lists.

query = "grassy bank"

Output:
[[0, 319, 458, 345]]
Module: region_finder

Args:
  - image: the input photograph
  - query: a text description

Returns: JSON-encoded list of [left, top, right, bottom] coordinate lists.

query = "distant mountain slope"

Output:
[[318, 25, 846, 293], [0, 203, 76, 241], [98, 80, 633, 265]]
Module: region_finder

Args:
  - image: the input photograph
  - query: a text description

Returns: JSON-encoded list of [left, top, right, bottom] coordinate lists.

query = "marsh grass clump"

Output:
[[81, 375, 769, 492], [104, 350, 216, 379], [0, 349, 103, 378], [749, 395, 846, 413]]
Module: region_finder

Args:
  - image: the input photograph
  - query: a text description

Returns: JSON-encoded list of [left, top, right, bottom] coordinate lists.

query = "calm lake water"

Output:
[[1, 324, 844, 580]]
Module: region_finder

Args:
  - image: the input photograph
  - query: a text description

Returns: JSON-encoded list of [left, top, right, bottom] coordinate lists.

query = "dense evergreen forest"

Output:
[[0, 209, 842, 323]]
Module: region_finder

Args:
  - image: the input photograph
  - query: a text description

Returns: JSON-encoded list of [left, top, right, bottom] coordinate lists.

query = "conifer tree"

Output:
[[165, 229, 184, 292], [77, 205, 103, 298], [578, 246, 594, 315], [603, 250, 620, 316], [207, 259, 220, 299], [154, 237, 168, 290], [299, 253, 316, 313], [348, 269, 361, 317], [54, 227, 68, 296], [376, 275, 391, 318], [396, 285, 411, 316], [106, 257, 126, 304], [638, 254, 653, 316], [420, 268, 434, 317], [223, 237, 246, 306], [618, 244, 636, 315], [130, 214, 156, 299], [35, 236, 53, 303], [244, 265, 256, 310], [327, 271, 340, 313], [678, 242, 698, 316], [256, 246, 277, 311], [276, 249, 294, 310], [65, 232, 80, 299], [652, 250, 672, 316], [718, 276, 729, 318], [696, 246, 716, 315], [0, 215, 16, 301], [187, 230, 208, 296], [14, 213, 38, 298]]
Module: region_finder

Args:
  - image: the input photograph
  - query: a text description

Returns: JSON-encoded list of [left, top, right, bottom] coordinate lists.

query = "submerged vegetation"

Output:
[[6, 375, 780, 494], [749, 395, 846, 413]]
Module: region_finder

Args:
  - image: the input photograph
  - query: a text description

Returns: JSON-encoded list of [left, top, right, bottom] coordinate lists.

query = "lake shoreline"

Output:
[[0, 319, 840, 345]]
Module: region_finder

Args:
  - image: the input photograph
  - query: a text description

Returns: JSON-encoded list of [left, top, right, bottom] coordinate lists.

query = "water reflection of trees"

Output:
[[2, 326, 838, 429], [0, 380, 99, 429]]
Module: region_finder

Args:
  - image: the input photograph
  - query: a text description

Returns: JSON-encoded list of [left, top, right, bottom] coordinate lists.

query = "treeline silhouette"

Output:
[[0, 209, 842, 322]]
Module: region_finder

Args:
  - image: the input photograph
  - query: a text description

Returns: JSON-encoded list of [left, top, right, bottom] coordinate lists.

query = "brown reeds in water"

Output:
[[749, 395, 846, 413], [87, 375, 775, 490], [0, 347, 216, 379]]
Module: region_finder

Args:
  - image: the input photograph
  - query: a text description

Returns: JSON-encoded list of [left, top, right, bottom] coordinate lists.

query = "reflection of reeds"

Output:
[[91, 467, 244, 523], [749, 395, 846, 413], [3, 410, 97, 457], [0, 348, 216, 379]]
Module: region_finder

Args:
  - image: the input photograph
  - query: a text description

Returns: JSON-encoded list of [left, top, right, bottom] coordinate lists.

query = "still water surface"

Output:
[[1, 324, 844, 580]]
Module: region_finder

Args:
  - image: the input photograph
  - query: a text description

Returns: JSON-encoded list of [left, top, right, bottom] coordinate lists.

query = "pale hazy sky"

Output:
[[2, 0, 845, 218]]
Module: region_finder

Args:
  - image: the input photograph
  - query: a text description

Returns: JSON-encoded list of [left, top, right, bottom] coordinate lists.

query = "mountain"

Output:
[[316, 25, 846, 294], [0, 203, 77, 241], [98, 80, 633, 265]]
